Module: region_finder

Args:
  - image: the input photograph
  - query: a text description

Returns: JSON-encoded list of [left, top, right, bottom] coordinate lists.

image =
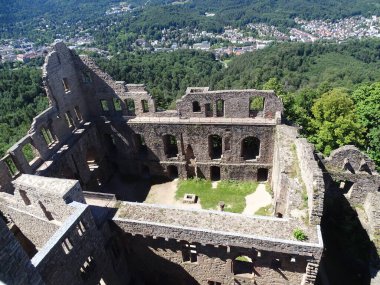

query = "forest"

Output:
[[2, 0, 380, 43], [0, 39, 379, 168]]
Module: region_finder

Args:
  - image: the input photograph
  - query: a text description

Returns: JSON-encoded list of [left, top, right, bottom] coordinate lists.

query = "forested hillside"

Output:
[[2, 0, 380, 42], [0, 61, 48, 156]]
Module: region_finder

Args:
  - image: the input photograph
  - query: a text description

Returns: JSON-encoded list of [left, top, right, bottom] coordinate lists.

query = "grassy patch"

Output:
[[255, 204, 273, 216], [176, 179, 258, 213]]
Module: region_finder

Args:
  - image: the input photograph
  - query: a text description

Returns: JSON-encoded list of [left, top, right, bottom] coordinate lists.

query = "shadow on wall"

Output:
[[118, 233, 200, 285], [321, 191, 379, 285]]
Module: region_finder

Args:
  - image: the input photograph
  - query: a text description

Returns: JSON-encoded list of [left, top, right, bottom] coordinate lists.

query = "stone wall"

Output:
[[121, 233, 311, 285], [32, 202, 125, 285], [0, 218, 44, 285], [295, 139, 325, 225], [176, 88, 283, 119], [323, 145, 380, 205]]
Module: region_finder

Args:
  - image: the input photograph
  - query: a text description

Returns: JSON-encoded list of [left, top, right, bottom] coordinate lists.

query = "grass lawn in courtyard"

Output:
[[175, 179, 258, 213]]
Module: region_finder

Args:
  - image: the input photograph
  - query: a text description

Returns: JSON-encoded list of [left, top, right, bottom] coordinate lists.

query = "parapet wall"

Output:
[[295, 139, 325, 225]]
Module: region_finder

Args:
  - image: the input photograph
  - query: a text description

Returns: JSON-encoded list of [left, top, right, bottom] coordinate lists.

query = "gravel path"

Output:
[[242, 183, 272, 215]]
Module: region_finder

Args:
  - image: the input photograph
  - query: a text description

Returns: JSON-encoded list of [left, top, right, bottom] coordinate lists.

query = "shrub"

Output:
[[293, 228, 308, 241]]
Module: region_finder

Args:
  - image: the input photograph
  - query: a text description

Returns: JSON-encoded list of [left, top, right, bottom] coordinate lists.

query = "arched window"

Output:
[[192, 101, 201, 112], [241, 137, 260, 160]]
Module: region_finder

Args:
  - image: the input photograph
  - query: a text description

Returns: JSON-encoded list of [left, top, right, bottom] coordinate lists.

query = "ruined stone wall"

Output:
[[323, 146, 380, 205], [97, 120, 275, 181], [32, 202, 125, 285], [176, 88, 283, 119], [122, 233, 310, 285], [0, 175, 86, 248], [295, 139, 325, 225], [0, 218, 44, 285], [35, 123, 114, 192]]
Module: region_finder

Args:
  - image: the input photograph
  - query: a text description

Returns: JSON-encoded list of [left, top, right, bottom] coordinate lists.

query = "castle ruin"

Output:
[[1, 43, 379, 285]]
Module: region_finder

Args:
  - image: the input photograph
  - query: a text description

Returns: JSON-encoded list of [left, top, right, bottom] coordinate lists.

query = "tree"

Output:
[[308, 88, 365, 155], [351, 83, 380, 167]]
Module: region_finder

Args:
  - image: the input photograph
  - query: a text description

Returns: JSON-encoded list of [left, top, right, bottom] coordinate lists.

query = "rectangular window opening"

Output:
[[182, 243, 197, 263], [113, 98, 122, 111], [62, 78, 70, 92], [22, 143, 39, 165], [100, 100, 109, 112], [62, 238, 73, 254], [125, 99, 136, 116], [41, 127, 56, 146], [65, 112, 74, 128], [74, 106, 83, 122], [249, 97, 265, 117], [4, 156, 19, 177], [141, 100, 149, 113], [80, 256, 96, 281]]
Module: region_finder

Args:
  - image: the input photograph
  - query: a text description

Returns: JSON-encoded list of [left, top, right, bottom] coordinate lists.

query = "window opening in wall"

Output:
[[209, 135, 222, 159], [141, 100, 149, 113], [257, 168, 268, 182], [113, 98, 122, 111], [86, 147, 99, 172], [205, 103, 213, 117], [359, 161, 372, 175], [233, 255, 254, 276], [337, 180, 354, 194], [100, 100, 109, 112], [224, 136, 231, 151], [80, 256, 96, 281], [182, 243, 197, 263], [19, 190, 31, 205], [38, 201, 54, 221], [65, 112, 74, 128], [22, 143, 39, 165], [61, 237, 73, 254], [167, 165, 179, 180], [125, 99, 136, 116], [136, 134, 147, 154], [62, 78, 70, 92], [4, 156, 19, 177], [216, 99, 224, 117], [210, 166, 221, 181], [241, 137, 260, 160], [41, 127, 56, 146], [77, 221, 86, 236], [81, 71, 92, 83], [74, 106, 83, 122], [185, 144, 196, 179], [163, 134, 178, 158], [249, 97, 265, 117], [192, 101, 201, 112]]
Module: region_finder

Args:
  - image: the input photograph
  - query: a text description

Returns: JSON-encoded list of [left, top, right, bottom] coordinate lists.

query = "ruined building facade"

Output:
[[0, 43, 378, 285]]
